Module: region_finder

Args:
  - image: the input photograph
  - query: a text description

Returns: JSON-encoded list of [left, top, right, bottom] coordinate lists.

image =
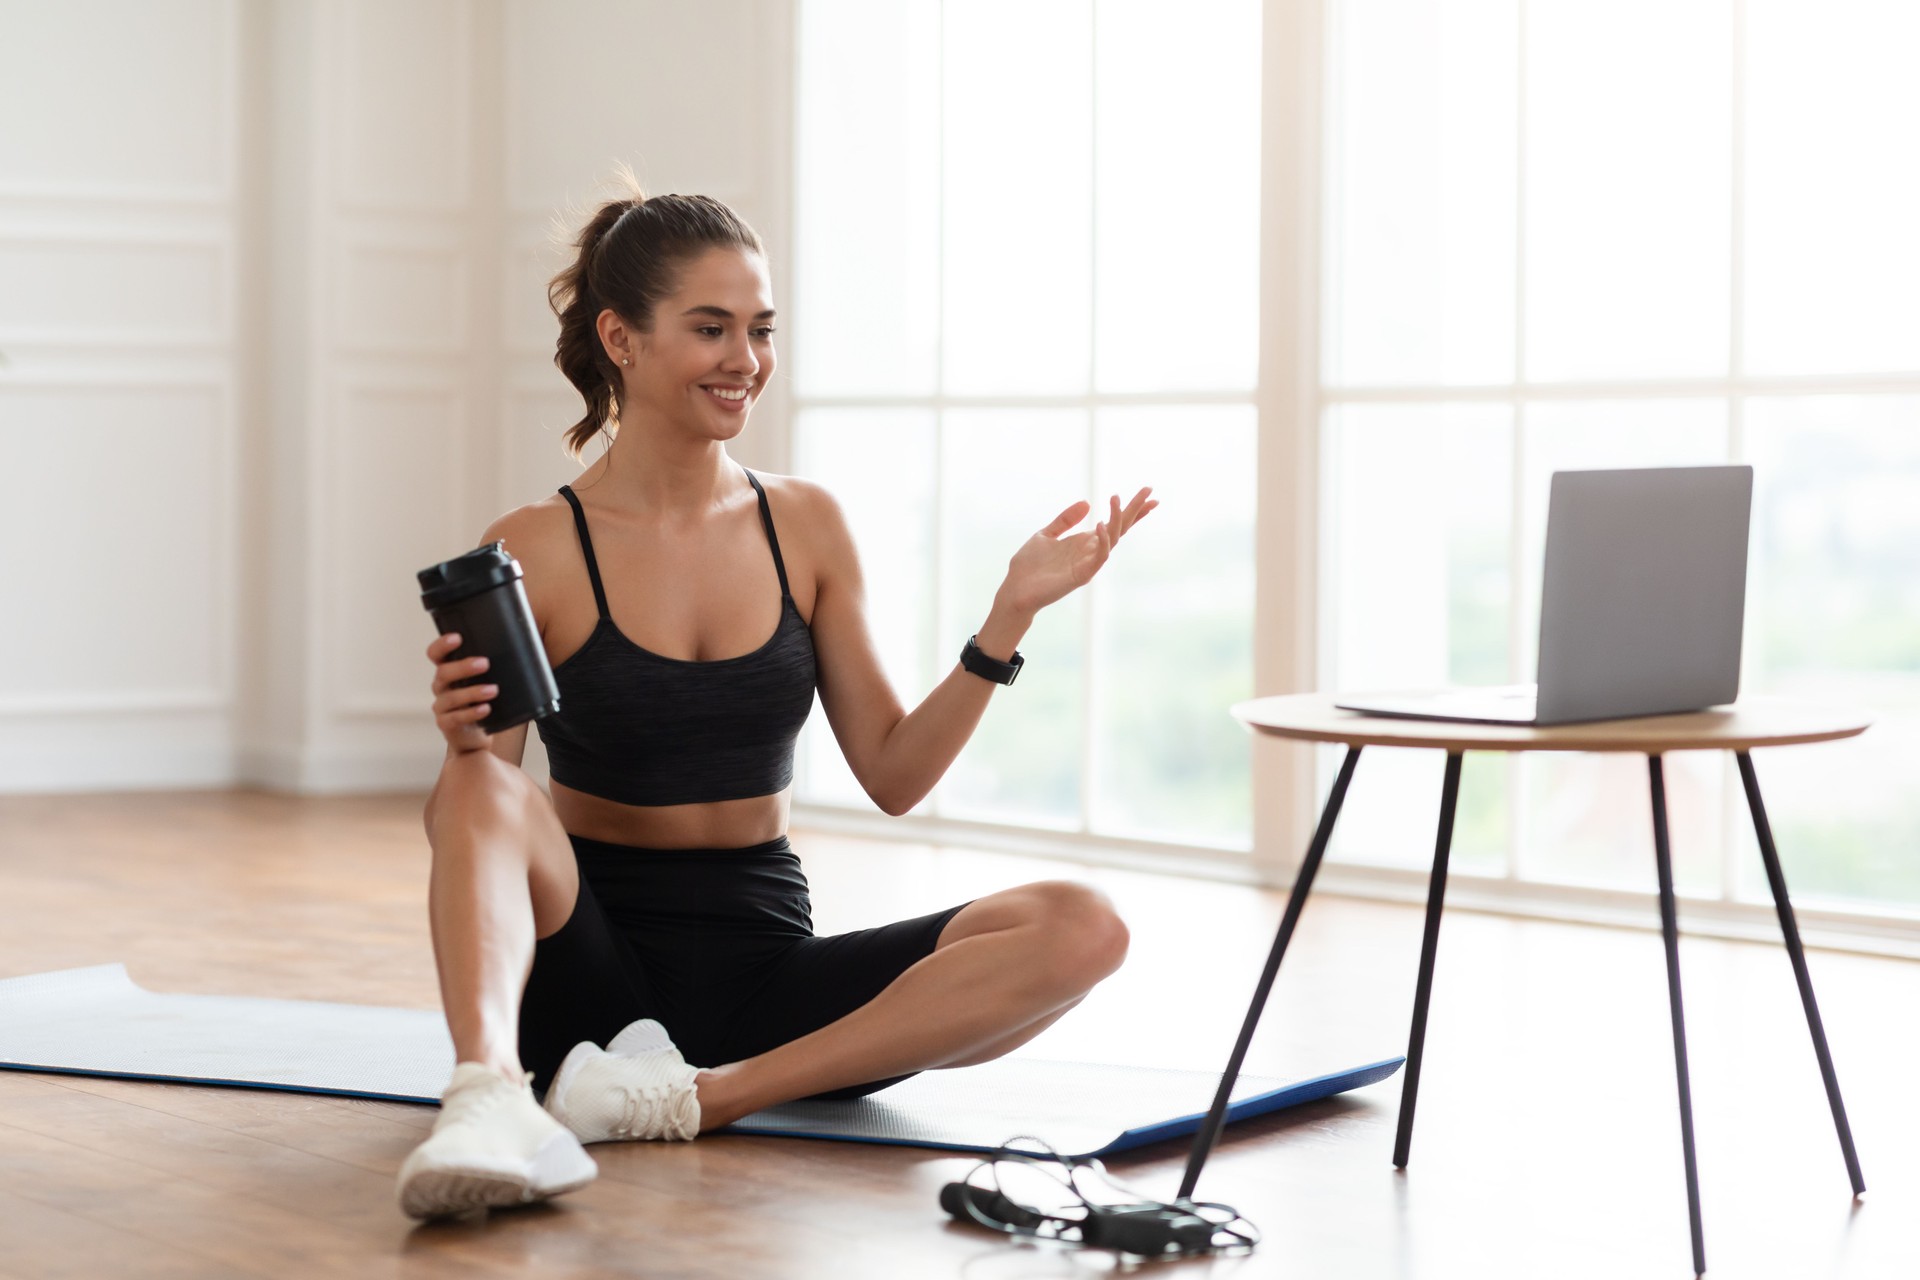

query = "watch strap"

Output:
[[960, 634, 1023, 685]]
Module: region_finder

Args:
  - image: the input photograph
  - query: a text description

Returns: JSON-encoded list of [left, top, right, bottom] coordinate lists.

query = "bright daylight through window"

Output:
[[791, 0, 1920, 924], [1319, 0, 1920, 912], [791, 0, 1263, 850]]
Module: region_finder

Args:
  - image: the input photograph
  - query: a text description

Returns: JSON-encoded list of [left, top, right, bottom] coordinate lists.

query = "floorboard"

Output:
[[1, 790, 1916, 1278]]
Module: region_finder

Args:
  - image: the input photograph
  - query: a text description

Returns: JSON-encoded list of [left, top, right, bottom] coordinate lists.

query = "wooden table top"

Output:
[[1231, 693, 1872, 754]]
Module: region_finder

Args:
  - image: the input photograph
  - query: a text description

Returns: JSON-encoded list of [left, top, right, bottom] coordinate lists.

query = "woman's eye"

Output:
[[695, 324, 775, 338]]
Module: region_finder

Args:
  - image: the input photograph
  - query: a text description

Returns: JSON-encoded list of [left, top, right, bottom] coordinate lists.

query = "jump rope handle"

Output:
[[938, 1181, 1046, 1229]]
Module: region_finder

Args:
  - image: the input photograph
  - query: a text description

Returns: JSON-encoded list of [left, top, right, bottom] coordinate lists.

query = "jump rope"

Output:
[[938, 1136, 1260, 1260]]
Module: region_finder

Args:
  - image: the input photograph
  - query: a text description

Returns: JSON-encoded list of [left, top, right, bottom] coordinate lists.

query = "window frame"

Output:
[[785, 0, 1268, 866], [782, 0, 1920, 957], [1306, 0, 1920, 952]]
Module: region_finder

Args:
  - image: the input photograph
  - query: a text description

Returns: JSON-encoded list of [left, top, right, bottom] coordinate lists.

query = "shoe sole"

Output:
[[398, 1131, 598, 1220]]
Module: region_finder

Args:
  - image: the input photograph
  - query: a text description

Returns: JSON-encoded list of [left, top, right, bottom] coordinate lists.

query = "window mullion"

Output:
[[1720, 0, 1749, 904], [1080, 0, 1098, 836], [1507, 0, 1531, 884], [928, 0, 949, 820]]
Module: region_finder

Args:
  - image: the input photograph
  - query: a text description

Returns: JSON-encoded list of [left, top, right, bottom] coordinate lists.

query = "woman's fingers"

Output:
[[435, 682, 497, 712], [1118, 487, 1154, 528], [430, 654, 489, 695], [435, 686, 495, 730], [1038, 489, 1154, 543], [430, 641, 494, 732], [425, 633, 496, 746], [435, 675, 495, 717], [1039, 500, 1093, 539], [1099, 491, 1154, 546]]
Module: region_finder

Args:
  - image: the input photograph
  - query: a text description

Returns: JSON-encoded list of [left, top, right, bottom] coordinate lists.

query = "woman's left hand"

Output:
[[998, 487, 1158, 618]]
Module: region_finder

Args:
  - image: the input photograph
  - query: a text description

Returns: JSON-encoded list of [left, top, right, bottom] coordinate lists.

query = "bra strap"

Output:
[[741, 468, 793, 601], [557, 485, 611, 621]]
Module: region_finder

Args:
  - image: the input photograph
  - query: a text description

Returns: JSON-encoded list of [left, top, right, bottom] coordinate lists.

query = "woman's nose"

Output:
[[721, 335, 758, 375]]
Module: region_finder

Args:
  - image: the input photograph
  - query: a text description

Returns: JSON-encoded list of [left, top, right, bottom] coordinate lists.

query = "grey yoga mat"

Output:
[[0, 964, 1402, 1159]]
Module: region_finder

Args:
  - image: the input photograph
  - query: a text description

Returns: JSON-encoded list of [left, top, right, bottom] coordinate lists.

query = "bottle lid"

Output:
[[418, 542, 524, 610]]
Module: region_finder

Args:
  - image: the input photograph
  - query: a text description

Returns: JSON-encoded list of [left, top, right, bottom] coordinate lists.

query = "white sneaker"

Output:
[[543, 1019, 703, 1143], [396, 1062, 599, 1220], [606, 1016, 679, 1058]]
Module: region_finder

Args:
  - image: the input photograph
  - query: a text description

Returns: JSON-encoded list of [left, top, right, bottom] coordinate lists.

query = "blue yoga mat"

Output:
[[0, 964, 1401, 1159]]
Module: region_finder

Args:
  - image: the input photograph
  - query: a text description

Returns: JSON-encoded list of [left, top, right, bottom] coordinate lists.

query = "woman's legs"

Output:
[[690, 880, 1129, 1130], [424, 750, 581, 1081], [425, 757, 1128, 1131]]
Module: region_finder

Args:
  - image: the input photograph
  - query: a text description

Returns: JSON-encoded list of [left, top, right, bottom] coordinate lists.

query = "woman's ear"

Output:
[[595, 307, 632, 366]]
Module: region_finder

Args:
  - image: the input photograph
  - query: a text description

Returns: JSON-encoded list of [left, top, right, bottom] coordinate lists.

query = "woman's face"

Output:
[[614, 246, 777, 443]]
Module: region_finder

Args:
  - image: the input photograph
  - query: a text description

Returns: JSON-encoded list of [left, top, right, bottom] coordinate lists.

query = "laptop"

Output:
[[1335, 465, 1753, 726]]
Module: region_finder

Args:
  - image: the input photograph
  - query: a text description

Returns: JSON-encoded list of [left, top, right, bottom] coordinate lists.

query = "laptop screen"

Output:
[[1533, 465, 1752, 724]]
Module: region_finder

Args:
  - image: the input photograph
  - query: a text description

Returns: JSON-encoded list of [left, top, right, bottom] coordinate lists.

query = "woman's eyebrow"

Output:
[[681, 305, 778, 320]]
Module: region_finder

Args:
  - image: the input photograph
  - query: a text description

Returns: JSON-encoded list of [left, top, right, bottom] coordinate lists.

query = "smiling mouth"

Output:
[[703, 385, 751, 407]]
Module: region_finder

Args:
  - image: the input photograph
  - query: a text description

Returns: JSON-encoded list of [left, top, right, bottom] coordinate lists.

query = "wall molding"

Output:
[[0, 690, 228, 717], [0, 0, 238, 208], [4, 0, 787, 798], [0, 368, 234, 388], [333, 0, 473, 217], [0, 708, 234, 793], [322, 374, 471, 722], [236, 742, 439, 795], [334, 696, 432, 719], [0, 233, 230, 348], [331, 236, 470, 355], [0, 376, 236, 723]]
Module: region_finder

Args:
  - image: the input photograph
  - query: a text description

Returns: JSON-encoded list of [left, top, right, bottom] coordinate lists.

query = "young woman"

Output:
[[396, 185, 1155, 1220]]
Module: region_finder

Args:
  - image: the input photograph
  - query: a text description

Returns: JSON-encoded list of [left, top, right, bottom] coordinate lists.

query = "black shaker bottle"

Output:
[[417, 543, 561, 734]]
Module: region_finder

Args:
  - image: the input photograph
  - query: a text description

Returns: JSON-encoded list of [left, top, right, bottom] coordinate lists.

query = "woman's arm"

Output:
[[421, 510, 545, 832], [808, 484, 1155, 817]]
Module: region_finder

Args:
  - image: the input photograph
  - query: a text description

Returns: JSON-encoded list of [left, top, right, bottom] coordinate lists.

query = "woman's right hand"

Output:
[[428, 633, 498, 754]]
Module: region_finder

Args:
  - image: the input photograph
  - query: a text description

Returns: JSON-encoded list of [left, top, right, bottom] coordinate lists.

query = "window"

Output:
[[1320, 0, 1920, 911], [791, 0, 1264, 849]]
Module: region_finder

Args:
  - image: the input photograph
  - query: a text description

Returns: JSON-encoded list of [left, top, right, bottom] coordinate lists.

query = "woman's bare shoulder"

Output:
[[754, 471, 847, 532], [481, 494, 578, 568], [754, 472, 861, 602]]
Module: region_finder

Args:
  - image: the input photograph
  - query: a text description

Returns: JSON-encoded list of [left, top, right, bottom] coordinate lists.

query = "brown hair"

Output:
[[547, 167, 766, 459]]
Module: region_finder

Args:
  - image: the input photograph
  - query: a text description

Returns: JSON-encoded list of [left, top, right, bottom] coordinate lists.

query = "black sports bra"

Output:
[[534, 469, 817, 807]]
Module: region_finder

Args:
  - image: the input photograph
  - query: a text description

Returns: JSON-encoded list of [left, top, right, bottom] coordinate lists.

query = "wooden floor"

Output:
[[1, 791, 1916, 1279]]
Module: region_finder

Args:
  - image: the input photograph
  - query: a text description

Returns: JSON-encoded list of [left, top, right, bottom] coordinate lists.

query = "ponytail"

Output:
[[546, 166, 766, 460]]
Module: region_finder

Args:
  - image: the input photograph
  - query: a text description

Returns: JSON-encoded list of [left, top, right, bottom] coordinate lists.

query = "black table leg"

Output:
[[1176, 745, 1364, 1202], [1392, 749, 1463, 1169], [1650, 754, 1707, 1277], [1736, 750, 1866, 1197]]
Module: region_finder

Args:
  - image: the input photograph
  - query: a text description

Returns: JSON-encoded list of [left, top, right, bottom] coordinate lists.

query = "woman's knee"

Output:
[[1024, 880, 1130, 987], [427, 750, 541, 853]]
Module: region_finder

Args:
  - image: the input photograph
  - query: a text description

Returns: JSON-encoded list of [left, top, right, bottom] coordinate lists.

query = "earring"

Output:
[[622, 357, 631, 366]]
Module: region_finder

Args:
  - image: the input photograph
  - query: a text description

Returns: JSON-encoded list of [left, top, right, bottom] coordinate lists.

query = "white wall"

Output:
[[0, 0, 794, 793]]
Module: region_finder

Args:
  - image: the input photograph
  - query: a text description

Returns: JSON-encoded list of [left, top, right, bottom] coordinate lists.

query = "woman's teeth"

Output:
[[706, 386, 748, 401]]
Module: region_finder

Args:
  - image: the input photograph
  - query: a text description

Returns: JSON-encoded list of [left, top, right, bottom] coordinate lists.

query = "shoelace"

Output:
[[611, 1081, 670, 1140], [438, 1073, 515, 1130]]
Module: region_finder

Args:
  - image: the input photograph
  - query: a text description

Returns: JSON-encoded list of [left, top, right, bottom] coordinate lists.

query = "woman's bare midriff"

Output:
[[549, 778, 792, 851]]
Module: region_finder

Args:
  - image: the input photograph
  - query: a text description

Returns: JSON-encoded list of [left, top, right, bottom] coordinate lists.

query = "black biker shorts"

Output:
[[518, 833, 971, 1101]]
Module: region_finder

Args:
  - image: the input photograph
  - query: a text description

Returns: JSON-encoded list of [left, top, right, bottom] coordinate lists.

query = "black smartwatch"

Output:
[[960, 634, 1024, 685]]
